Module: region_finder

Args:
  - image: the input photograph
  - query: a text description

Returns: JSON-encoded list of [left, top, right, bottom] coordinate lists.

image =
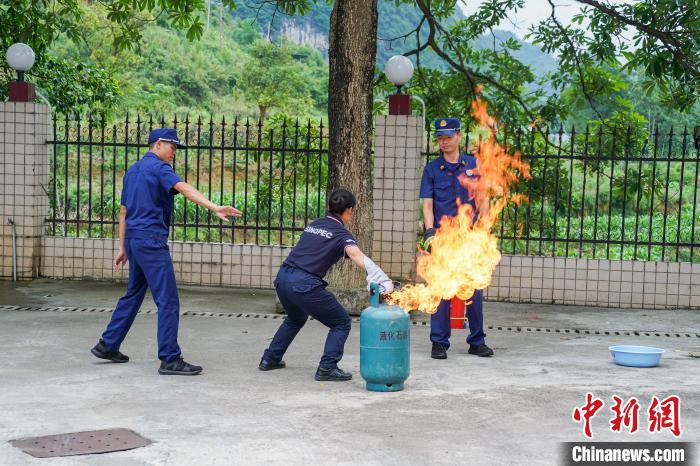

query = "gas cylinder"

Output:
[[360, 283, 410, 392]]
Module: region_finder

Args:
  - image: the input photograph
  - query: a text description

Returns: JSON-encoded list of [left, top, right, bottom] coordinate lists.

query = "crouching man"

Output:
[[259, 188, 393, 381]]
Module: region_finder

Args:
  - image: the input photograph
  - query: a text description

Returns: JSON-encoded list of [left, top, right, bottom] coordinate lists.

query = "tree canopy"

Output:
[[0, 0, 236, 109], [2, 0, 698, 127], [237, 39, 318, 121], [398, 0, 699, 129]]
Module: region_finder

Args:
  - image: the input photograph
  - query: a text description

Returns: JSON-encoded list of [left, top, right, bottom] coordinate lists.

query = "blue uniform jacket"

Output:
[[419, 153, 479, 226], [283, 215, 357, 279], [120, 152, 182, 239]]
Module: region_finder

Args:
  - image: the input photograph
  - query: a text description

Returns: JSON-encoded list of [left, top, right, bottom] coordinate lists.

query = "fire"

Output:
[[386, 97, 530, 313]]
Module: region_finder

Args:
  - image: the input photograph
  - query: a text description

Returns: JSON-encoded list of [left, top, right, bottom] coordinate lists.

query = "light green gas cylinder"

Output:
[[360, 283, 410, 392]]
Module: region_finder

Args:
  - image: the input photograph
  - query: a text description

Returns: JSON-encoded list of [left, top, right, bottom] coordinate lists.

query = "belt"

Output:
[[125, 230, 168, 241]]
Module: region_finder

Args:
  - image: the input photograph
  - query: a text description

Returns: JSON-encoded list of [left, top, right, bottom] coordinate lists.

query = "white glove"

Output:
[[378, 279, 394, 294], [364, 257, 393, 294]]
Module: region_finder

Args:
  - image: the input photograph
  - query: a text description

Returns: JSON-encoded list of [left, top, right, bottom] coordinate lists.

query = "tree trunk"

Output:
[[325, 0, 378, 289]]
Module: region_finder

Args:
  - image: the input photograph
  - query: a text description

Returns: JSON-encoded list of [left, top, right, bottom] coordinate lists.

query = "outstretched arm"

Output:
[[345, 244, 368, 270], [345, 245, 394, 294], [174, 181, 242, 221]]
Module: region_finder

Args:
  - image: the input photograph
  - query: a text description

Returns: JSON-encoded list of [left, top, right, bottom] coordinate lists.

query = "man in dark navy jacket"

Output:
[[91, 128, 241, 376], [259, 188, 393, 381]]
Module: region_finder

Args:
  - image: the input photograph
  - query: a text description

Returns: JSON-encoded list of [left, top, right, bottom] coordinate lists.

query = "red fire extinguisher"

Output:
[[449, 297, 466, 329]]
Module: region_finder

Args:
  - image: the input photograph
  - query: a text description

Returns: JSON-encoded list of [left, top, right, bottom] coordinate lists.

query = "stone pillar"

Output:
[[373, 115, 423, 281], [0, 102, 51, 279]]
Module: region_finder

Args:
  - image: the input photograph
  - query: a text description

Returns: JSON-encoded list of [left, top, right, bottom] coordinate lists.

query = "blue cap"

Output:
[[148, 128, 186, 148], [434, 118, 460, 138]]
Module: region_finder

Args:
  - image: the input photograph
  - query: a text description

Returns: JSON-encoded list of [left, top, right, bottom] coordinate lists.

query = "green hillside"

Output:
[[44, 0, 560, 120], [47, 0, 698, 130], [48, 4, 328, 119], [230, 1, 557, 73]]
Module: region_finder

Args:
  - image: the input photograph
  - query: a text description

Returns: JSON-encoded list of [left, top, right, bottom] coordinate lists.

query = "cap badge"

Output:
[[440, 120, 447, 127]]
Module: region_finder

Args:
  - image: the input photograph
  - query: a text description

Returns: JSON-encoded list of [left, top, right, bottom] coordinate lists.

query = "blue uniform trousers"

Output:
[[430, 289, 485, 348], [264, 265, 351, 369], [101, 237, 182, 362]]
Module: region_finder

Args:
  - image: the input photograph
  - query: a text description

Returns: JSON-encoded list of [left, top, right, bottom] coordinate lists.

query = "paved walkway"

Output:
[[0, 280, 698, 465]]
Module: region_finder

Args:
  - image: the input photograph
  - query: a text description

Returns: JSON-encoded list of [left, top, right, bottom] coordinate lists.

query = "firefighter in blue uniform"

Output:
[[259, 188, 394, 381], [91, 128, 241, 375], [420, 118, 494, 359]]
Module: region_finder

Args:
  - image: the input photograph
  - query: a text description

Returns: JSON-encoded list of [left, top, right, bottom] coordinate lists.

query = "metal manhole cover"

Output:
[[9, 428, 151, 458]]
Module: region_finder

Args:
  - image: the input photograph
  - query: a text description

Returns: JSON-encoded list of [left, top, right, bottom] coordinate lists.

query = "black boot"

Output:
[[158, 357, 203, 375], [314, 366, 352, 381], [91, 340, 129, 363], [258, 357, 286, 371], [431, 342, 448, 359], [468, 344, 494, 357]]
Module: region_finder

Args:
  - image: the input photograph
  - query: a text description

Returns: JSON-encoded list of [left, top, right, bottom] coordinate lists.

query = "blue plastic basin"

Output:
[[608, 345, 665, 368]]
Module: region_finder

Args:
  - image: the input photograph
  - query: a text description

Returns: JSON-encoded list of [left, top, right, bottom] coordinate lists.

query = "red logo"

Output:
[[573, 394, 682, 438], [572, 392, 605, 438], [610, 395, 640, 433], [648, 395, 681, 437]]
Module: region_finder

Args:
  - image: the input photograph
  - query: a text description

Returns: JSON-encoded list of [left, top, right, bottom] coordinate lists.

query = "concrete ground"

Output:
[[0, 279, 698, 465]]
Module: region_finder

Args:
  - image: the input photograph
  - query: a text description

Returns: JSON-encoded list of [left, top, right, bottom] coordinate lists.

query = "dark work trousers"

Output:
[[263, 265, 352, 369], [101, 236, 182, 362], [430, 289, 485, 348]]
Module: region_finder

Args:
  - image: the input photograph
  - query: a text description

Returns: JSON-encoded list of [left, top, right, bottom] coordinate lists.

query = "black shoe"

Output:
[[314, 366, 352, 381], [91, 340, 129, 363], [468, 344, 494, 357], [258, 357, 286, 371], [158, 357, 203, 376], [431, 342, 448, 359]]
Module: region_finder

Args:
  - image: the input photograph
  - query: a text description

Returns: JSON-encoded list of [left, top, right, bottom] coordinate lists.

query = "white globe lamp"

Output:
[[6, 43, 35, 80], [5, 43, 36, 102], [384, 55, 414, 92], [384, 55, 414, 115]]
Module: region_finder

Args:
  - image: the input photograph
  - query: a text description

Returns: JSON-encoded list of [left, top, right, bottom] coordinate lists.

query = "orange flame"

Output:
[[387, 96, 531, 313]]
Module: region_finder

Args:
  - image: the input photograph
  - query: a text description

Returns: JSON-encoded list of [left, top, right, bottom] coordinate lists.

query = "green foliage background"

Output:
[[7, 0, 700, 261], [43, 4, 327, 120]]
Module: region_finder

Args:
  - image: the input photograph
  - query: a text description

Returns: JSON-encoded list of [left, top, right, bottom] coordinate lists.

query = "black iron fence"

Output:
[[48, 114, 700, 262], [425, 124, 700, 263], [49, 114, 328, 245]]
